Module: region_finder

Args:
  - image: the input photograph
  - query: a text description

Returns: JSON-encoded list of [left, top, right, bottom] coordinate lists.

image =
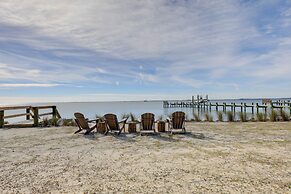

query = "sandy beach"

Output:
[[0, 122, 290, 193]]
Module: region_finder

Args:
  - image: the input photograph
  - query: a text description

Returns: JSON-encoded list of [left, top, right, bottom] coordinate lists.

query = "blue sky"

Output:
[[0, 0, 291, 104]]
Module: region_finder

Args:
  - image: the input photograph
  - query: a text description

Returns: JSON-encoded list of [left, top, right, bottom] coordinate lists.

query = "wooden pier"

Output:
[[163, 100, 291, 115], [0, 105, 61, 128]]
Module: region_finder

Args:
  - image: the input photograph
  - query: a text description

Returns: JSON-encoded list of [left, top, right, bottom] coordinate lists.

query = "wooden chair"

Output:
[[74, 112, 98, 135], [167, 111, 186, 134], [104, 113, 128, 135], [140, 113, 156, 135]]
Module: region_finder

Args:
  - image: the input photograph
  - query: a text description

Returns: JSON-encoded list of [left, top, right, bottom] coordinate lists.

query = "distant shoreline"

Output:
[[1, 97, 291, 107]]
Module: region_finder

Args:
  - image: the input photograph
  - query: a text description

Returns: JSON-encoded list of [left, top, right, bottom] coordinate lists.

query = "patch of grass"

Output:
[[41, 117, 61, 127], [226, 111, 234, 122], [63, 119, 77, 126], [50, 117, 59, 126], [217, 111, 223, 122], [269, 109, 278, 122], [239, 112, 247, 122], [42, 117, 50, 127], [193, 113, 201, 122], [280, 110, 290, 121], [256, 112, 267, 122], [205, 112, 213, 122]]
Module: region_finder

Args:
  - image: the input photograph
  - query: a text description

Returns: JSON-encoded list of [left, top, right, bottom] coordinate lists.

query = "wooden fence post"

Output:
[[256, 103, 259, 114], [33, 107, 39, 127], [52, 106, 57, 120], [0, 110, 4, 128], [251, 103, 254, 114], [26, 108, 30, 120]]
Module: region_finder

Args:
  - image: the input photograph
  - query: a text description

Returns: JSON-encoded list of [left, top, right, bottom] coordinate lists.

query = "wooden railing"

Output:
[[0, 105, 61, 128], [163, 100, 291, 115]]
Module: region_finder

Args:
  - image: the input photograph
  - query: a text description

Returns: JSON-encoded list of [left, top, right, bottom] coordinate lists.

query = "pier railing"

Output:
[[0, 105, 61, 128], [163, 100, 291, 114]]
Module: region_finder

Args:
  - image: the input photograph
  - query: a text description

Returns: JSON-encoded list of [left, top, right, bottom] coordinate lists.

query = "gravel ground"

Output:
[[0, 122, 290, 193]]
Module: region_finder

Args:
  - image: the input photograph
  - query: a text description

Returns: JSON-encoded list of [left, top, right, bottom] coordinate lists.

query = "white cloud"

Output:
[[0, 83, 59, 87], [0, 1, 255, 61], [0, 0, 290, 101]]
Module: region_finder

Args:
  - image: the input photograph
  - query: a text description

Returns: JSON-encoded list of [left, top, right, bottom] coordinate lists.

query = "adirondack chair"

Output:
[[140, 113, 156, 135], [74, 112, 98, 135], [104, 113, 128, 135], [167, 111, 186, 134]]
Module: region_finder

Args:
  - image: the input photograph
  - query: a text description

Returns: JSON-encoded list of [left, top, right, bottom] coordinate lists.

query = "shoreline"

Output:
[[1, 97, 291, 107]]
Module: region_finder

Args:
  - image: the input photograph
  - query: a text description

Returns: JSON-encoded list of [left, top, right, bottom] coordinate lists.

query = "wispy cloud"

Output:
[[0, 0, 291, 103], [0, 83, 60, 87]]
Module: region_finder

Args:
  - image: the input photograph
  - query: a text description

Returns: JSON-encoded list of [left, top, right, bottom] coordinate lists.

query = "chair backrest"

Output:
[[141, 113, 155, 130], [74, 112, 89, 129], [172, 111, 185, 129], [104, 113, 119, 130]]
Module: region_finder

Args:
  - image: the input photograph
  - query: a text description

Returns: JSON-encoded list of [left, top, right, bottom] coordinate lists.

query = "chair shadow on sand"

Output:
[[149, 133, 179, 142], [82, 132, 137, 142], [82, 131, 211, 142], [183, 131, 213, 140], [111, 133, 138, 142], [82, 132, 99, 141]]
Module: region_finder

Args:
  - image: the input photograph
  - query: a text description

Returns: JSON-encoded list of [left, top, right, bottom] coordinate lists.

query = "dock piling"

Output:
[[26, 108, 30, 120], [33, 107, 39, 127], [0, 110, 4, 128], [52, 106, 57, 120]]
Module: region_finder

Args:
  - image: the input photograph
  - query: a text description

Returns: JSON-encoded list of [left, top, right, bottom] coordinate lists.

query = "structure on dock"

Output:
[[0, 105, 61, 128], [163, 95, 209, 108]]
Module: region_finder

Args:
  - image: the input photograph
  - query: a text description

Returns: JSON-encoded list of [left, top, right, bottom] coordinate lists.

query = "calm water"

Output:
[[3, 98, 291, 123], [54, 98, 290, 120]]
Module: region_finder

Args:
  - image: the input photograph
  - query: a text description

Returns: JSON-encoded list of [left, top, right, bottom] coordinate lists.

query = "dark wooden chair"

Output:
[[104, 113, 128, 135], [140, 113, 156, 135], [167, 111, 186, 134], [74, 112, 98, 135]]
